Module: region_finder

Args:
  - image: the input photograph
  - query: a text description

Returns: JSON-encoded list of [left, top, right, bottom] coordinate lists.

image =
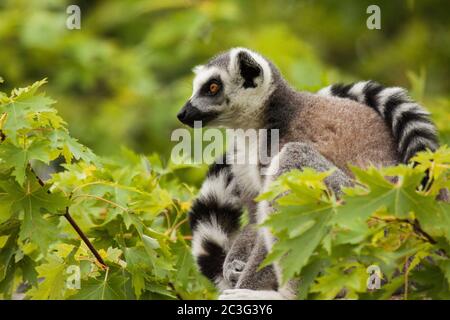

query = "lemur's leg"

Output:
[[189, 155, 244, 289], [219, 142, 353, 300], [222, 225, 258, 287]]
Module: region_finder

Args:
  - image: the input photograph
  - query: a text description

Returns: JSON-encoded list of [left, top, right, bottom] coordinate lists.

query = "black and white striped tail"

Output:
[[318, 81, 439, 163], [189, 157, 243, 287]]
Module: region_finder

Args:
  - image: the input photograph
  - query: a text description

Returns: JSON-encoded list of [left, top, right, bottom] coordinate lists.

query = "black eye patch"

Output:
[[200, 78, 223, 96]]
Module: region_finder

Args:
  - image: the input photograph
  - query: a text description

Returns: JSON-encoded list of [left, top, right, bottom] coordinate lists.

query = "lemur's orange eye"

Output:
[[209, 83, 220, 94]]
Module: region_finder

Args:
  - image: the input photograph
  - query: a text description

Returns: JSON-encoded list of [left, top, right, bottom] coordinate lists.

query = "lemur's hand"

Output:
[[222, 224, 258, 287], [218, 289, 286, 300], [223, 259, 246, 287]]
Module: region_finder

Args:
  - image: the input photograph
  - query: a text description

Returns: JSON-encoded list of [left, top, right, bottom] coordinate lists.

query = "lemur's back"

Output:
[[283, 92, 400, 175]]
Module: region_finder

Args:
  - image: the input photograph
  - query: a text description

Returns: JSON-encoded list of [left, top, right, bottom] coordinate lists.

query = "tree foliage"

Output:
[[259, 151, 450, 299], [0, 80, 214, 299]]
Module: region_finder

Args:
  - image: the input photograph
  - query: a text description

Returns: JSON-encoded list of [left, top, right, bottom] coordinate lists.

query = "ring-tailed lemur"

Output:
[[177, 48, 440, 300]]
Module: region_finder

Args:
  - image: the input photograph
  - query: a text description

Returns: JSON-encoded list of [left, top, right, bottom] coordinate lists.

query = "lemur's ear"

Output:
[[236, 51, 262, 88]]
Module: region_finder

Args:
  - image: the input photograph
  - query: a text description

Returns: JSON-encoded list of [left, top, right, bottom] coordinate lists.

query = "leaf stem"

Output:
[[73, 193, 129, 212]]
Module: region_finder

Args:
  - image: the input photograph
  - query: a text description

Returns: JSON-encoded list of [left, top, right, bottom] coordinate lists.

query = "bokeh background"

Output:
[[0, 0, 449, 184]]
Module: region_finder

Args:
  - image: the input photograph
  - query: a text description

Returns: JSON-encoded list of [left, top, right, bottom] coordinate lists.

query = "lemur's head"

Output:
[[177, 48, 274, 128]]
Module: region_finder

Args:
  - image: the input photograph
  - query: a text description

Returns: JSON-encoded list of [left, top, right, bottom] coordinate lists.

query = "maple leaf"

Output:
[[70, 270, 129, 300], [0, 140, 54, 185], [27, 255, 66, 300], [0, 177, 68, 253]]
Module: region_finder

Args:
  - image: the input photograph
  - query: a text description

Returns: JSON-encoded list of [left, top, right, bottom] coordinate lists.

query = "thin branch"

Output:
[[31, 166, 108, 269], [371, 216, 436, 244], [167, 282, 183, 300], [64, 207, 107, 269], [412, 219, 437, 244]]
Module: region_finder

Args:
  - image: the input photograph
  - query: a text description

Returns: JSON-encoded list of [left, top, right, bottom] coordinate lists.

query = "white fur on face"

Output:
[[192, 66, 226, 95], [190, 66, 231, 113], [190, 48, 274, 128]]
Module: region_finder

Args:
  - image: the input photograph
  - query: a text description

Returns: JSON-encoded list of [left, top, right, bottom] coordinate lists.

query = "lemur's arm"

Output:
[[220, 142, 353, 300], [189, 154, 246, 289]]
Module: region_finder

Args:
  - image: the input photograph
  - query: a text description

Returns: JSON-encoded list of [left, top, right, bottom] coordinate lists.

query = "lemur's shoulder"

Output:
[[280, 91, 400, 174]]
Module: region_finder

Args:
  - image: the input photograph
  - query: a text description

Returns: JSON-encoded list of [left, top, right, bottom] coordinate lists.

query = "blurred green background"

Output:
[[0, 0, 449, 184]]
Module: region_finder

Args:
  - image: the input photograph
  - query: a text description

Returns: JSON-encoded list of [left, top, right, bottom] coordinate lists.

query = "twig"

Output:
[[64, 207, 107, 269], [371, 216, 436, 244], [412, 219, 436, 244], [167, 282, 183, 300], [31, 166, 108, 269]]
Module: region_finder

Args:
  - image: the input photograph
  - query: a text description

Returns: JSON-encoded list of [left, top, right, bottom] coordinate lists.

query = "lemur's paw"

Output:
[[223, 260, 246, 286], [218, 289, 286, 300]]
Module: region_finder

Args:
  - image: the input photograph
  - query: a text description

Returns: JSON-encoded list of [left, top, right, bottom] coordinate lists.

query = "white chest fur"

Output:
[[226, 131, 267, 200]]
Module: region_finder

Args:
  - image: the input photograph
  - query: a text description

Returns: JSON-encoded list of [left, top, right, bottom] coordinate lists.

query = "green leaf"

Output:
[[0, 228, 19, 282], [49, 130, 97, 164], [263, 203, 334, 283], [0, 79, 55, 143], [70, 270, 129, 300], [0, 140, 54, 185], [124, 246, 152, 298], [0, 177, 68, 252], [415, 201, 450, 242], [297, 258, 327, 299], [27, 255, 66, 300], [334, 165, 427, 236], [310, 262, 367, 299]]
